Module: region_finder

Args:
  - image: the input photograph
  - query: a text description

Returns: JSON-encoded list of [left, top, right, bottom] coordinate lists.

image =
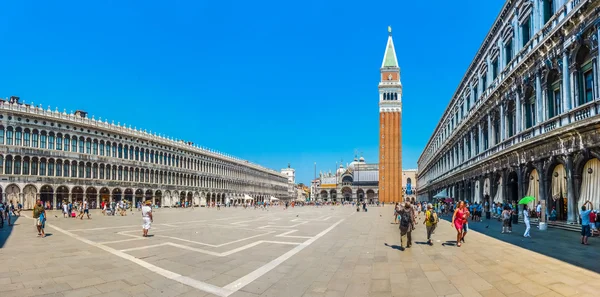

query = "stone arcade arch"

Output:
[[99, 187, 110, 204], [578, 158, 600, 211], [155, 190, 162, 207], [549, 163, 568, 221], [21, 184, 35, 209], [112, 188, 122, 204], [86, 187, 98, 209], [135, 189, 144, 207], [341, 187, 352, 201], [72, 186, 84, 204], [40, 185, 54, 209]]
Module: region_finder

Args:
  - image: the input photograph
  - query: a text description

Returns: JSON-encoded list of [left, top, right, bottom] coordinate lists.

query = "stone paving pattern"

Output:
[[0, 206, 599, 297]]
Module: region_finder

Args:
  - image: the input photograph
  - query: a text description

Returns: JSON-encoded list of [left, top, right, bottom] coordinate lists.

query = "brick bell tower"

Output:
[[378, 26, 402, 204]]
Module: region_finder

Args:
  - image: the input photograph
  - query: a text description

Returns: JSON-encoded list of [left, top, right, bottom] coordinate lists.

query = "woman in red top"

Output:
[[451, 201, 467, 247]]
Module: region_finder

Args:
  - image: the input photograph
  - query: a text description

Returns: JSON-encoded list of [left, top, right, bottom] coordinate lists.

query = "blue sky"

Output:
[[0, 0, 505, 184]]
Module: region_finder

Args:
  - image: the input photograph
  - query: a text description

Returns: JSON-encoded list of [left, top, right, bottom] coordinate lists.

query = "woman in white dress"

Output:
[[142, 200, 153, 237], [523, 204, 531, 238]]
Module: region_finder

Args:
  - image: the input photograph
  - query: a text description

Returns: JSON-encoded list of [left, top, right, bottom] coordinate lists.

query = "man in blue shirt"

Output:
[[580, 205, 592, 245]]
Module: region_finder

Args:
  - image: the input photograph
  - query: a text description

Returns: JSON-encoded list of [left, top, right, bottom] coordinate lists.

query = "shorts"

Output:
[[581, 225, 591, 237], [35, 218, 42, 226], [462, 223, 469, 232], [84, 209, 89, 214]]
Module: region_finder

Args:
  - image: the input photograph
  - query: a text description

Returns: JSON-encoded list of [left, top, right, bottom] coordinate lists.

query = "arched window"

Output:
[[56, 160, 62, 176], [63, 161, 69, 177], [86, 162, 92, 178], [86, 138, 92, 154], [56, 133, 63, 150], [99, 141, 105, 156], [31, 158, 38, 175], [48, 132, 55, 150], [13, 156, 21, 175], [23, 157, 29, 175], [15, 128, 22, 146], [93, 140, 98, 155], [71, 161, 77, 178], [71, 136, 77, 152], [546, 70, 561, 119], [6, 127, 14, 145], [123, 145, 129, 159], [78, 161, 84, 178], [47, 159, 55, 176], [4, 155, 12, 174], [576, 45, 594, 106], [79, 137, 85, 153], [64, 134, 70, 151], [39, 158, 47, 176], [0, 125, 4, 145], [118, 144, 123, 158]]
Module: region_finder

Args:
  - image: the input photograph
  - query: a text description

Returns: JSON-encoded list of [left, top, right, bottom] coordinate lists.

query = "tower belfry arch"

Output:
[[378, 26, 402, 203]]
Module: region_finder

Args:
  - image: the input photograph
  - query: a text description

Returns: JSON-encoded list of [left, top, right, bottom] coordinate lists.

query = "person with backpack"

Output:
[[423, 203, 438, 245], [501, 206, 512, 234], [398, 202, 415, 248]]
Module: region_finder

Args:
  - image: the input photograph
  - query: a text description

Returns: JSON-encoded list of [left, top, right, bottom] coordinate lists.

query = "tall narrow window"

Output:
[[23, 159, 29, 175], [544, 0, 554, 24], [584, 70, 594, 104], [31, 160, 38, 175], [79, 139, 84, 153], [56, 135, 62, 150], [40, 160, 46, 176], [48, 161, 54, 176], [6, 128, 13, 145], [40, 133, 46, 149], [505, 40, 513, 65], [15, 129, 22, 146], [48, 134, 54, 150], [72, 138, 77, 152], [14, 158, 21, 175], [93, 142, 98, 155], [86, 139, 91, 154], [0, 126, 4, 145], [482, 75, 487, 90], [492, 59, 499, 80], [522, 17, 531, 46], [100, 143, 105, 156], [64, 138, 70, 151], [24, 130, 30, 146]]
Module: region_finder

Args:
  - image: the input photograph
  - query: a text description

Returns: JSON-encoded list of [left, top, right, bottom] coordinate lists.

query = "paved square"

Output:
[[1, 206, 600, 297]]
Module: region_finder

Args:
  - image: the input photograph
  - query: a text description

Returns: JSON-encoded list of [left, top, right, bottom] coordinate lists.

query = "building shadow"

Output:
[[441, 217, 600, 274], [0, 215, 21, 248]]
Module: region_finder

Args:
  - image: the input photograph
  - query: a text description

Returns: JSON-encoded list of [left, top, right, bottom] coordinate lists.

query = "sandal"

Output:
[[457, 243, 462, 247]]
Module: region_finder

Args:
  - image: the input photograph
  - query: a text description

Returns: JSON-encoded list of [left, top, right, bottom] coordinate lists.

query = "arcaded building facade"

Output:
[[0, 98, 289, 209], [418, 0, 600, 223]]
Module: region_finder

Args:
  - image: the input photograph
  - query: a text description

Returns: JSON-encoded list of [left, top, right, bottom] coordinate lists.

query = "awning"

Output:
[[244, 194, 254, 201], [433, 190, 448, 199], [270, 196, 279, 201]]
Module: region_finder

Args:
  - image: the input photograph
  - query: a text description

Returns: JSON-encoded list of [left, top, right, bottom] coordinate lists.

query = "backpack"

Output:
[[428, 210, 437, 224], [400, 209, 411, 228]]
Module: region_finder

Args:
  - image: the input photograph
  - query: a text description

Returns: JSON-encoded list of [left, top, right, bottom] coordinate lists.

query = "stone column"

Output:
[[516, 165, 524, 218], [535, 70, 543, 125], [478, 122, 484, 153], [537, 161, 549, 217], [52, 194, 57, 210], [487, 113, 493, 148], [515, 91, 522, 133], [565, 155, 577, 223], [500, 103, 505, 142], [470, 130, 475, 158], [597, 24, 600, 97], [463, 137, 467, 163], [562, 49, 572, 113]]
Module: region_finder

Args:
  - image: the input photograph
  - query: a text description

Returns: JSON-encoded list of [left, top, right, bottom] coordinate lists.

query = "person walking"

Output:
[[523, 204, 531, 238], [580, 205, 591, 245], [142, 200, 153, 237], [451, 201, 467, 247], [461, 203, 470, 243], [398, 202, 415, 248], [501, 206, 512, 233], [393, 203, 400, 224], [423, 203, 438, 245], [33, 199, 46, 238], [62, 201, 69, 218], [79, 199, 91, 220]]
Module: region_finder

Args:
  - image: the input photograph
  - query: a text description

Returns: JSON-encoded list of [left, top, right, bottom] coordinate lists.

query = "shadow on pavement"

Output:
[[384, 243, 405, 251], [440, 215, 600, 274], [0, 215, 21, 248]]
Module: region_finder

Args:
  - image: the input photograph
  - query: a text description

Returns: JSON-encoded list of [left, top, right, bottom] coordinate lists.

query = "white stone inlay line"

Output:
[[41, 221, 234, 297], [223, 218, 345, 293], [119, 240, 301, 256]]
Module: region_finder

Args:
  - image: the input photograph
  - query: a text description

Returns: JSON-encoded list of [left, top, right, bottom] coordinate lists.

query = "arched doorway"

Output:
[[124, 189, 133, 206], [507, 171, 518, 205], [17, 184, 33, 209], [135, 189, 143, 207], [341, 187, 352, 202], [578, 158, 600, 211], [72, 186, 84, 205], [525, 168, 540, 211], [366, 189, 375, 204], [155, 190, 162, 207], [474, 180, 481, 203], [492, 173, 503, 204], [99, 187, 110, 204], [112, 188, 122, 204], [357, 189, 364, 202], [330, 189, 337, 202], [550, 164, 567, 221], [206, 192, 211, 207], [40, 185, 54, 209], [86, 187, 98, 209], [164, 190, 172, 207], [180, 192, 187, 207], [56, 186, 69, 207], [187, 192, 193, 206], [320, 190, 328, 201], [145, 190, 153, 205]]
